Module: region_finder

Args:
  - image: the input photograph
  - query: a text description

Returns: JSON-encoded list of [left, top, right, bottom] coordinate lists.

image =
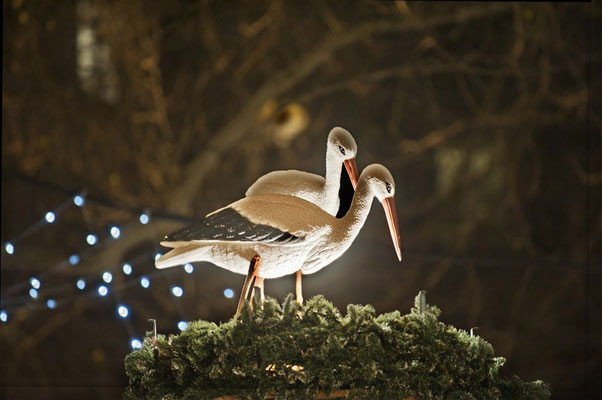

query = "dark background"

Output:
[[1, 1, 600, 399]]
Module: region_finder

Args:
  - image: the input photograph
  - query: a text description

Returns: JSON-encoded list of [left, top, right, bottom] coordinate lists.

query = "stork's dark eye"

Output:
[[386, 182, 392, 193], [338, 145, 346, 155]]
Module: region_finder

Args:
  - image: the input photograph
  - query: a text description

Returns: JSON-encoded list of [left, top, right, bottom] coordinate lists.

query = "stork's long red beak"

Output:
[[381, 197, 402, 261], [343, 158, 359, 190]]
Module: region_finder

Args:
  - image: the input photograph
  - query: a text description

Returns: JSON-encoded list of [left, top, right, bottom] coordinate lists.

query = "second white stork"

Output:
[[245, 126, 360, 302], [155, 164, 401, 317], [245, 127, 359, 214]]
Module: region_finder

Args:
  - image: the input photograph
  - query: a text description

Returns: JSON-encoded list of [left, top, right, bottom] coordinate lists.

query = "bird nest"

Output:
[[124, 293, 550, 400]]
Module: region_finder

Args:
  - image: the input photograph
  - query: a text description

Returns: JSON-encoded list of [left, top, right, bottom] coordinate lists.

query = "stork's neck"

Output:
[[323, 148, 342, 201], [340, 177, 374, 237]]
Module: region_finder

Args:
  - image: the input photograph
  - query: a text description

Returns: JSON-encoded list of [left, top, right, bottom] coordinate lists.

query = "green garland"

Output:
[[124, 293, 550, 400]]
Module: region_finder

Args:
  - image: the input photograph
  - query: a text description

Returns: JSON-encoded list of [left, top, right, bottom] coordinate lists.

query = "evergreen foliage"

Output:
[[124, 294, 550, 400]]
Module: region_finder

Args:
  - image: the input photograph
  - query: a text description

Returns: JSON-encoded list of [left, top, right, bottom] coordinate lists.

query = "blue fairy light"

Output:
[[140, 277, 150, 288], [29, 288, 38, 299], [86, 234, 97, 246], [102, 272, 113, 283], [47, 299, 57, 309], [184, 263, 194, 274], [0, 310, 7, 322], [45, 211, 56, 223], [4, 242, 14, 255], [122, 263, 132, 275], [76, 279, 86, 290], [69, 254, 80, 265], [97, 285, 108, 296], [117, 305, 129, 318], [73, 194, 85, 207], [171, 286, 183, 297], [30, 277, 41, 289], [177, 321, 189, 331], [154, 252, 162, 261], [139, 213, 150, 224], [110, 226, 121, 239], [223, 288, 234, 298], [131, 338, 142, 349]]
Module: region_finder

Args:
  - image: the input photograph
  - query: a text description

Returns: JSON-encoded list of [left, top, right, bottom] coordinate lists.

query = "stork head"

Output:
[[361, 164, 403, 262], [327, 127, 359, 188]]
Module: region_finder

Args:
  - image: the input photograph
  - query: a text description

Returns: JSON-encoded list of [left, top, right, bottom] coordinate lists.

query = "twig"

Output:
[[400, 120, 466, 154]]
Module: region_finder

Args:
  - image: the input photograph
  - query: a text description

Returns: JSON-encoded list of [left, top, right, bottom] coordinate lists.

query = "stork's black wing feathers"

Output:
[[336, 163, 354, 218], [164, 207, 304, 244]]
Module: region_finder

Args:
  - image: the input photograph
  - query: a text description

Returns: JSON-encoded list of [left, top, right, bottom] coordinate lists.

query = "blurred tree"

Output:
[[1, 1, 599, 399]]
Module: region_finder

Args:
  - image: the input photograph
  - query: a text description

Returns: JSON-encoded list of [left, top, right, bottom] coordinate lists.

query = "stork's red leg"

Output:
[[235, 255, 260, 318], [295, 270, 304, 305]]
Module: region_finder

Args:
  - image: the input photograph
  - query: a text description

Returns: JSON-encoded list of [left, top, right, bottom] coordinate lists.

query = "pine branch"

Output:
[[125, 293, 550, 400]]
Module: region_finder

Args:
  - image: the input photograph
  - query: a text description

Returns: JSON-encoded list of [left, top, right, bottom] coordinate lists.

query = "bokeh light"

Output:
[[171, 286, 183, 297], [117, 305, 129, 318], [86, 234, 97, 245], [110, 226, 121, 239], [73, 194, 85, 207], [45, 211, 56, 223], [30, 277, 41, 289], [122, 263, 132, 275], [139, 213, 150, 224], [4, 242, 14, 255], [102, 272, 113, 283], [98, 285, 109, 296]]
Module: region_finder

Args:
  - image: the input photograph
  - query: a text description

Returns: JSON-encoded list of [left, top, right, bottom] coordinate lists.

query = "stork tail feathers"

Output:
[[155, 244, 207, 269]]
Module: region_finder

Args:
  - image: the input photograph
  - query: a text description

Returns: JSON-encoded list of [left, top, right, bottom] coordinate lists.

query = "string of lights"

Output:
[[2, 250, 150, 309], [2, 248, 237, 348], [1, 188, 236, 350], [2, 192, 84, 258], [2, 188, 159, 294], [6, 173, 195, 223]]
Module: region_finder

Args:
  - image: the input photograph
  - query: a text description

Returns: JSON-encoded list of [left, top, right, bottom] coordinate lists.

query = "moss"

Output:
[[124, 293, 550, 400]]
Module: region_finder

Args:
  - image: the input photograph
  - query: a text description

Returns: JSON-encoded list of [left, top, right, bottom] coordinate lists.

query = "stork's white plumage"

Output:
[[155, 164, 401, 315], [245, 127, 359, 215]]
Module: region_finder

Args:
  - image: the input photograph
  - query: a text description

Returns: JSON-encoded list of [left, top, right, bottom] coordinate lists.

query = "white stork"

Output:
[[245, 127, 359, 214], [245, 127, 360, 302], [155, 164, 401, 317]]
